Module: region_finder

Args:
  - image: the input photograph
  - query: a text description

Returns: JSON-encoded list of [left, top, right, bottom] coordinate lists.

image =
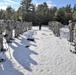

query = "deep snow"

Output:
[[0, 26, 76, 75]]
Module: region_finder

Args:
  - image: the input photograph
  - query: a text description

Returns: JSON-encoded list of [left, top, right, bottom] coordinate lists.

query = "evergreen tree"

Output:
[[55, 8, 66, 24], [20, 0, 34, 21], [5, 6, 15, 20], [73, 4, 76, 12], [0, 9, 5, 19], [72, 11, 76, 21], [36, 2, 51, 25]]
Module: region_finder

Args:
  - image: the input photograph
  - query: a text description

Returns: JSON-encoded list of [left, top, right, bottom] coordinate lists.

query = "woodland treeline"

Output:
[[0, 0, 76, 25]]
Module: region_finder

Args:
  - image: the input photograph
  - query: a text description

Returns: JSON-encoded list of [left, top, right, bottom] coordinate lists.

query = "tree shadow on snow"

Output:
[[9, 30, 38, 72], [0, 52, 24, 75]]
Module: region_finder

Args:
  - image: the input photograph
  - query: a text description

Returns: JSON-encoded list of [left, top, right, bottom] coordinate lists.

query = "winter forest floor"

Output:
[[0, 26, 76, 75]]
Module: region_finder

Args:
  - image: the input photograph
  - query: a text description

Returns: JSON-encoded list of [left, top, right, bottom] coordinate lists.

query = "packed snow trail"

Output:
[[0, 26, 76, 75]]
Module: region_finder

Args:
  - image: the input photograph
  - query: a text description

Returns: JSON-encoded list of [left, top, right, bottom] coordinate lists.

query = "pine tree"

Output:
[[20, 0, 35, 21], [20, 0, 32, 13]]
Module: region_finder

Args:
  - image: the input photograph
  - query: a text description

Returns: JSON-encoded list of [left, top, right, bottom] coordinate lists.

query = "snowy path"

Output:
[[0, 26, 76, 75]]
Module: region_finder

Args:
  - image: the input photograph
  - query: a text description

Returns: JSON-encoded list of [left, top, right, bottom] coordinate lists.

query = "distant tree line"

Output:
[[0, 0, 76, 25]]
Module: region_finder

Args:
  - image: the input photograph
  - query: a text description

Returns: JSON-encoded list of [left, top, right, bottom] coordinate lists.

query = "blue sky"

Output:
[[0, 0, 76, 10]]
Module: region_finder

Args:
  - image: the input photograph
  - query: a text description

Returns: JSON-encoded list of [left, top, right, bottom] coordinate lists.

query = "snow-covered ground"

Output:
[[0, 25, 76, 75]]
